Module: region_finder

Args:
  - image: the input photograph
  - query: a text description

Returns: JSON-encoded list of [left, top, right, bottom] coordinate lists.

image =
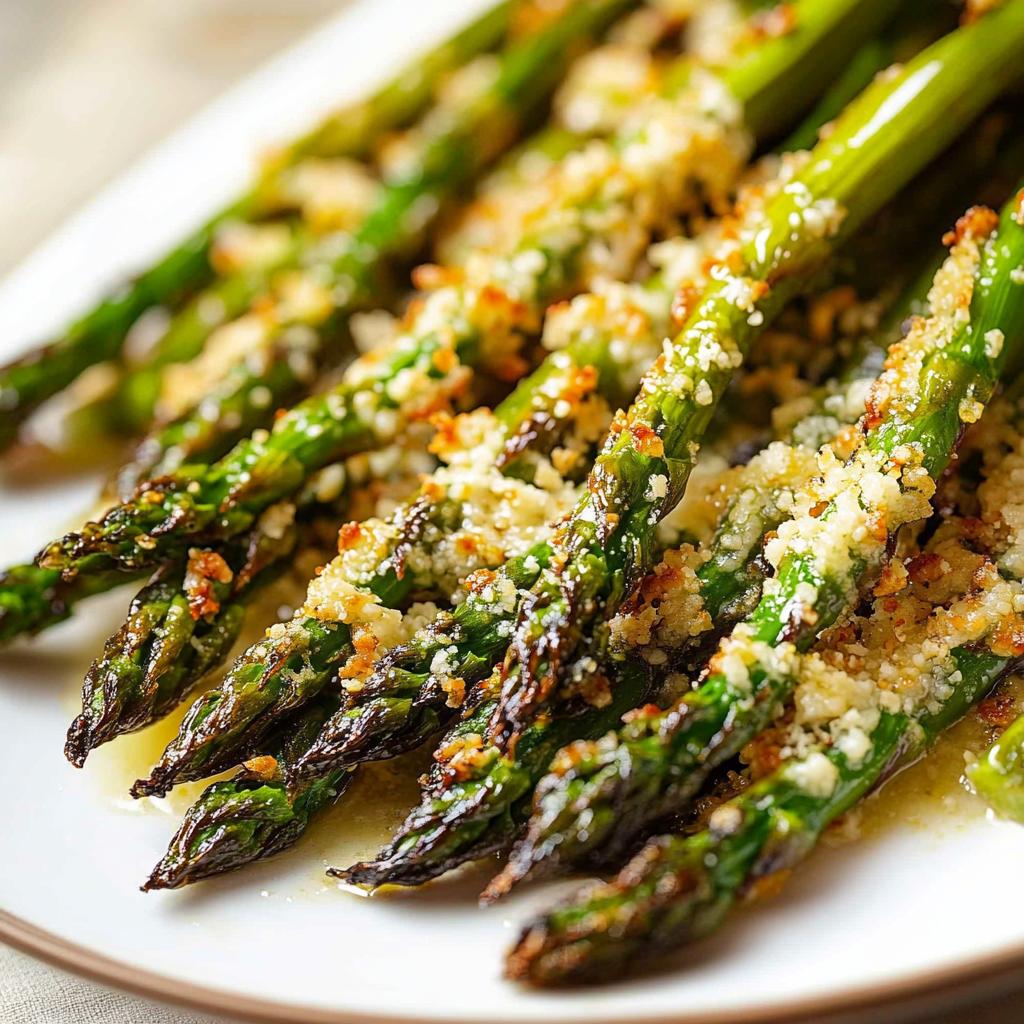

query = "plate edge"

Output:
[[3, 906, 1024, 1024]]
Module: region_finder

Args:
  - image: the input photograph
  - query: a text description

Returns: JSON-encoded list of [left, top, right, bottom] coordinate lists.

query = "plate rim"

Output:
[[3, 906, 1024, 1024]]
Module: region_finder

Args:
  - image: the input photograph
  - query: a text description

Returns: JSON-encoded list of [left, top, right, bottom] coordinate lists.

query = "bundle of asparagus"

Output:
[[335, 5, 1024, 894], [6, 0, 1024, 994], [121, 0, 899, 868]]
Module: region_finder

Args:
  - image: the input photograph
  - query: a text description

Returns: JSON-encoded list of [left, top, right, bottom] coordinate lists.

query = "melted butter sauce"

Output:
[[827, 676, 1024, 845], [305, 749, 433, 888]]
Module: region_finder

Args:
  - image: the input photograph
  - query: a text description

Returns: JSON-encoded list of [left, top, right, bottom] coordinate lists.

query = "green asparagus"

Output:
[[131, 303, 655, 797], [39, 0, 641, 582], [143, 693, 350, 889], [284, 0, 909, 787], [0, 560, 144, 643], [506, 645, 1016, 985], [333, 658, 651, 888], [337, 11, 1024, 890], [487, 8, 1024, 748]]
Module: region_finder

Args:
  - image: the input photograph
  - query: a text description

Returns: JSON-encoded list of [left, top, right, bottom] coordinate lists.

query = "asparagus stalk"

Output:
[[0, 561, 145, 643], [0, 1, 517, 451], [143, 693, 349, 890], [777, 0, 956, 154], [337, 11, 1024, 889], [494, 183, 1024, 890], [780, 39, 893, 153], [38, 0, 645, 583], [507, 645, 1017, 985], [130, 315, 648, 798]]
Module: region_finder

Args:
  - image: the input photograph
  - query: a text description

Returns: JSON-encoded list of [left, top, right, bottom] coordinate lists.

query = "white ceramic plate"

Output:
[[4, 3, 1024, 1021]]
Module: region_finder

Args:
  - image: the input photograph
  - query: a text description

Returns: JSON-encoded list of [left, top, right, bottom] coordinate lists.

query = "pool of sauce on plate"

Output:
[[827, 674, 1024, 844]]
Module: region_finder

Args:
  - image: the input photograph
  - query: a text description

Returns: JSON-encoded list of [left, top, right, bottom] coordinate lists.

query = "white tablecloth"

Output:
[[0, 945, 251, 1024]]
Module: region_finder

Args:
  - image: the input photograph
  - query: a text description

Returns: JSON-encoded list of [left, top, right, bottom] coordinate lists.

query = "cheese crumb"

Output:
[[786, 751, 839, 798], [645, 474, 668, 501], [984, 328, 1005, 359]]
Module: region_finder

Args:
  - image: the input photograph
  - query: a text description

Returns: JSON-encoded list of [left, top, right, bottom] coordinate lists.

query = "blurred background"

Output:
[[0, 0, 343, 278]]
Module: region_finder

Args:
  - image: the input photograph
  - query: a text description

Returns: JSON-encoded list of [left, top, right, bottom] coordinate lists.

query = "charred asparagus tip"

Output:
[[64, 716, 92, 768]]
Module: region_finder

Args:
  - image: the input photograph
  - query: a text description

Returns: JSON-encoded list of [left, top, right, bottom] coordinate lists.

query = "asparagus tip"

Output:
[[141, 859, 185, 892], [64, 717, 91, 768], [478, 862, 519, 905], [326, 863, 371, 885], [504, 920, 567, 986], [130, 774, 169, 800]]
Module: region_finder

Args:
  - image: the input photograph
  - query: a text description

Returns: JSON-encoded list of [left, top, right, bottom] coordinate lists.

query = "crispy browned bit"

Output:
[[183, 549, 234, 620], [942, 205, 1000, 247], [978, 683, 1020, 729]]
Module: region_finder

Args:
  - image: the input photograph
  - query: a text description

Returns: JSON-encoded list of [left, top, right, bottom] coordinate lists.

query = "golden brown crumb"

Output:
[[183, 548, 234, 620]]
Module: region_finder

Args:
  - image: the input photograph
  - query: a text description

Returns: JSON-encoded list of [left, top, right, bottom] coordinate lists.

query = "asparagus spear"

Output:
[[143, 693, 349, 890], [38, 0, 645, 583], [0, 561, 145, 643], [337, 11, 1024, 889], [507, 645, 1018, 985], [487, 6, 1024, 749], [504, 499, 1024, 979], [0, 1, 517, 451], [494, 183, 1024, 890], [779, 39, 893, 153]]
